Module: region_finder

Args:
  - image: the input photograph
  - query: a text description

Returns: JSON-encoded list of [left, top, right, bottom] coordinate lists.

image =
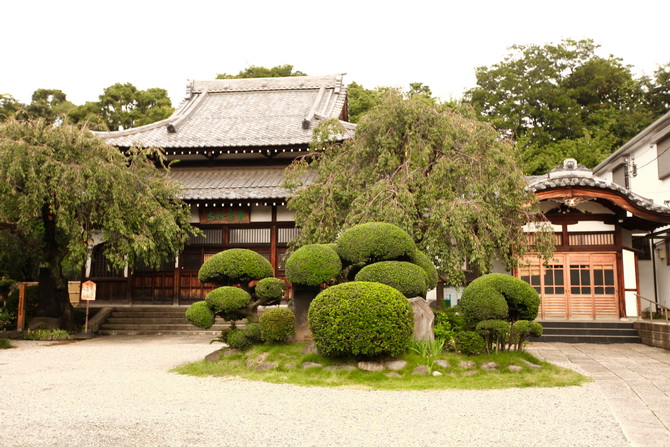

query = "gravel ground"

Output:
[[0, 336, 629, 447]]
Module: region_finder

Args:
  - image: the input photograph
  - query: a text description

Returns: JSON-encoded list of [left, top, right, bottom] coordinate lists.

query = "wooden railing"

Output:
[[636, 294, 670, 324]]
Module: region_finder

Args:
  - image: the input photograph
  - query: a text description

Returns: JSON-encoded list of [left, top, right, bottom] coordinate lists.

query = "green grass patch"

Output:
[[0, 338, 11, 349], [172, 343, 588, 391], [19, 329, 69, 341]]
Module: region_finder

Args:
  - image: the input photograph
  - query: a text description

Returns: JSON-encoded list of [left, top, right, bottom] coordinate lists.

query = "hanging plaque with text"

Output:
[[199, 207, 250, 224]]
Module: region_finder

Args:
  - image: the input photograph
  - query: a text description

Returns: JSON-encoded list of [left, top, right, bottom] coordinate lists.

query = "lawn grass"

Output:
[[172, 343, 588, 391]]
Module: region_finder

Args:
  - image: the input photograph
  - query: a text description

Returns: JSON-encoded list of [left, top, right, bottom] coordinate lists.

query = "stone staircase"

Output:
[[532, 321, 642, 343], [97, 307, 236, 336]]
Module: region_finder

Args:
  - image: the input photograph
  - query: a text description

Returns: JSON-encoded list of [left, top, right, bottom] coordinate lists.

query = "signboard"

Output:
[[199, 207, 250, 224], [81, 280, 97, 301]]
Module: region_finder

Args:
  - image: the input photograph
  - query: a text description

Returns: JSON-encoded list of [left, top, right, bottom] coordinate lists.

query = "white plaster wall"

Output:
[[492, 260, 510, 274], [189, 206, 199, 223], [250, 206, 272, 222], [654, 240, 670, 309], [522, 222, 562, 232], [276, 205, 295, 222], [638, 259, 655, 303], [566, 222, 615, 232], [628, 143, 670, 206]]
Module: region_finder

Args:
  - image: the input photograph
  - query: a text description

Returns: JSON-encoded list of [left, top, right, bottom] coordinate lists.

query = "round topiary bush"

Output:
[[185, 301, 215, 329], [454, 331, 485, 355], [408, 250, 439, 290], [285, 244, 342, 286], [308, 281, 414, 358], [205, 286, 252, 313], [227, 329, 253, 350], [259, 308, 296, 342], [243, 322, 262, 343], [460, 273, 540, 328], [354, 261, 429, 297], [254, 277, 286, 303], [335, 222, 416, 265], [198, 248, 274, 286]]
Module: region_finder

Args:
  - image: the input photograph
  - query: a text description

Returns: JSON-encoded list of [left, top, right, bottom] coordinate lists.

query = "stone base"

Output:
[[28, 317, 61, 330]]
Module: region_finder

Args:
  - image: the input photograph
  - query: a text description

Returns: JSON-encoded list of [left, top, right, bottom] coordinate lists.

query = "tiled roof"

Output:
[[170, 165, 315, 201], [95, 75, 352, 149], [527, 159, 670, 215]]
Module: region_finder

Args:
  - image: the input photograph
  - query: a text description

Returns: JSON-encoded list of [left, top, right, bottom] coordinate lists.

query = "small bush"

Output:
[[259, 308, 296, 343], [185, 301, 215, 329], [198, 248, 274, 286], [0, 279, 15, 300], [0, 338, 11, 349], [20, 329, 69, 341], [0, 308, 14, 330], [408, 250, 439, 290], [227, 329, 253, 350], [355, 261, 428, 297], [511, 320, 544, 351], [476, 319, 511, 354], [454, 331, 485, 355], [335, 222, 416, 265], [254, 278, 286, 303], [285, 244, 342, 286], [308, 281, 414, 358], [243, 322, 262, 343], [205, 287, 251, 313], [6, 285, 38, 327]]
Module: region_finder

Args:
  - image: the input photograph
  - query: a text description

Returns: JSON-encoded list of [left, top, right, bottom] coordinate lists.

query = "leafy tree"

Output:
[[285, 92, 554, 285], [646, 63, 670, 116], [216, 64, 307, 79], [465, 39, 662, 174], [0, 118, 197, 329], [26, 89, 75, 122], [69, 83, 174, 131], [347, 82, 438, 123], [0, 94, 22, 121]]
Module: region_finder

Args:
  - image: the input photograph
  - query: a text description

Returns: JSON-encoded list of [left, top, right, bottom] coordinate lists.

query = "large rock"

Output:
[[409, 297, 434, 342]]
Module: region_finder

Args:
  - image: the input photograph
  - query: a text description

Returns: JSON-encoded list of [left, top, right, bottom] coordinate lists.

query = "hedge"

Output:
[[335, 222, 416, 265], [285, 244, 342, 286], [198, 248, 274, 286], [354, 261, 428, 297]]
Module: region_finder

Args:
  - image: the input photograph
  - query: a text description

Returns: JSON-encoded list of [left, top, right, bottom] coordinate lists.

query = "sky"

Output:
[[3, 0, 670, 107]]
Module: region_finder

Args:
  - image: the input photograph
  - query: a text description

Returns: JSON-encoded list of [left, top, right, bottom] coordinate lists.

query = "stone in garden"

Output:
[[434, 360, 449, 368], [284, 363, 296, 369], [412, 365, 430, 375], [256, 352, 270, 363], [341, 365, 356, 371], [205, 349, 224, 362], [522, 359, 542, 369], [463, 370, 477, 376], [409, 297, 434, 342], [508, 365, 523, 372], [386, 372, 402, 378], [229, 360, 241, 367], [432, 371, 443, 376], [358, 361, 384, 372], [301, 362, 322, 369], [481, 362, 498, 370], [257, 362, 278, 371], [459, 361, 476, 369], [302, 342, 318, 355], [385, 360, 407, 370], [223, 349, 241, 357]]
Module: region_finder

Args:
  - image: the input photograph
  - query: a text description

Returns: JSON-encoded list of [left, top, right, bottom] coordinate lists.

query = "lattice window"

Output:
[[569, 265, 592, 295], [568, 233, 614, 246], [592, 265, 615, 295], [543, 265, 565, 295], [278, 227, 300, 244], [188, 228, 222, 245], [229, 228, 271, 244]]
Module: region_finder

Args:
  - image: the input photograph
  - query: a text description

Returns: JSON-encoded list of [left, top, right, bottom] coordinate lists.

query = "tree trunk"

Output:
[[35, 205, 74, 331]]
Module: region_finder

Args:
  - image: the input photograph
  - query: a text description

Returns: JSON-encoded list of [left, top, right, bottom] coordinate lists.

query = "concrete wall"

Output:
[[634, 321, 670, 350]]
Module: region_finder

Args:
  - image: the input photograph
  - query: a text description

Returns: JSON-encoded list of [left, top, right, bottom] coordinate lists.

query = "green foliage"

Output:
[[216, 64, 307, 79], [69, 83, 174, 131], [355, 261, 428, 297], [285, 93, 553, 285], [335, 222, 416, 265], [185, 301, 215, 329], [285, 244, 342, 286], [454, 331, 485, 355], [244, 322, 262, 343], [205, 286, 251, 314], [0, 94, 22, 121], [511, 320, 544, 351], [461, 273, 540, 328], [0, 279, 15, 300], [476, 319, 511, 354], [409, 338, 446, 370], [0, 338, 10, 349], [259, 308, 296, 343], [20, 329, 69, 340], [465, 38, 666, 174], [408, 250, 439, 290], [433, 306, 466, 349], [308, 282, 414, 358], [254, 277, 286, 304], [226, 329, 253, 350], [198, 249, 274, 286], [6, 285, 38, 327], [0, 308, 13, 330]]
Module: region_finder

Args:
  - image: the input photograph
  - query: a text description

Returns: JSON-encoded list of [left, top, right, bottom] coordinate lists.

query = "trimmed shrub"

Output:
[[198, 248, 274, 286], [476, 319, 511, 354], [254, 277, 286, 303], [408, 250, 439, 290], [454, 331, 485, 355], [285, 244, 342, 286], [308, 281, 414, 358], [205, 287, 251, 313], [355, 261, 428, 297], [259, 308, 296, 342], [335, 222, 416, 265], [511, 320, 544, 351], [243, 322, 262, 343], [460, 279, 508, 329], [227, 329, 253, 350], [185, 301, 215, 329], [0, 338, 10, 349]]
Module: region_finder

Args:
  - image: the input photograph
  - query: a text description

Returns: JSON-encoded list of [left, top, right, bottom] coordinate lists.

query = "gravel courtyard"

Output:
[[0, 335, 628, 447]]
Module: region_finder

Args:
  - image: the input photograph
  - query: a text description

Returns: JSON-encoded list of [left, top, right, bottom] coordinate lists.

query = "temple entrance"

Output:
[[518, 252, 619, 320]]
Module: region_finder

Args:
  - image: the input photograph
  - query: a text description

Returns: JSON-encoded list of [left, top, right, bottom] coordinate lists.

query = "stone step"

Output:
[[105, 317, 192, 324], [97, 329, 226, 336], [541, 327, 639, 337], [532, 321, 641, 344], [535, 334, 642, 343], [99, 323, 233, 331]]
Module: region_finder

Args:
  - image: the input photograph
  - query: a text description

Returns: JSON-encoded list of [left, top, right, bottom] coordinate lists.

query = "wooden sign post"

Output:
[[81, 280, 96, 333], [16, 283, 26, 331]]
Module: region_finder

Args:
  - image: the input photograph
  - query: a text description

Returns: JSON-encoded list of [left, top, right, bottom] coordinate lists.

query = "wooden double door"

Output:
[[518, 252, 619, 320]]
